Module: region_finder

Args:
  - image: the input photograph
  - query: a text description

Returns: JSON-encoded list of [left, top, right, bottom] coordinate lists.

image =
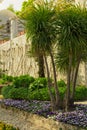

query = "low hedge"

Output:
[[2, 86, 28, 100], [74, 86, 87, 101], [1, 84, 87, 101], [13, 75, 35, 88]]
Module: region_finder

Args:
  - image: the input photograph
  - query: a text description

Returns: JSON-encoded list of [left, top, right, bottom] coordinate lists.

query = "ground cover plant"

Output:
[[0, 99, 87, 129], [0, 121, 19, 130]]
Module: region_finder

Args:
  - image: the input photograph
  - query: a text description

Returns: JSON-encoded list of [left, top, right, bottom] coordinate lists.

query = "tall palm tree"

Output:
[[55, 5, 87, 110], [24, 0, 60, 110]]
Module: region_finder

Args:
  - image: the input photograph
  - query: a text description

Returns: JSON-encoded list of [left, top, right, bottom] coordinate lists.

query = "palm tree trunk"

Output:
[[70, 59, 80, 105], [38, 54, 45, 77], [49, 50, 60, 108], [65, 53, 72, 111], [44, 53, 56, 111]]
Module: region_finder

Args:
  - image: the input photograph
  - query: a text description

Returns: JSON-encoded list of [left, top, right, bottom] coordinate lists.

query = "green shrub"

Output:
[[2, 84, 28, 100], [57, 79, 66, 87], [74, 86, 87, 101], [0, 79, 6, 84], [29, 77, 47, 91], [9, 87, 28, 100], [3, 75, 14, 82], [1, 85, 13, 98], [28, 87, 50, 100], [29, 87, 66, 101], [13, 75, 35, 88], [1, 78, 87, 101], [29, 85, 87, 101]]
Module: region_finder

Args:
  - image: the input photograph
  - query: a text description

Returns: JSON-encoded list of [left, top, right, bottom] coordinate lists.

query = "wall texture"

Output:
[[0, 34, 86, 85]]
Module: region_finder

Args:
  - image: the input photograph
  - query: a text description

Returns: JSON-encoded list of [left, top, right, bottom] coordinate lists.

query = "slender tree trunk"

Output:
[[49, 51, 60, 109], [70, 67, 75, 85], [65, 53, 72, 111], [44, 53, 56, 111], [38, 54, 45, 77], [70, 59, 80, 106]]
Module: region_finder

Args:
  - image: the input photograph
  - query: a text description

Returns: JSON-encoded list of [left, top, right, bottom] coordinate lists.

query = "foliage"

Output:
[[2, 76, 87, 101], [3, 75, 14, 82], [9, 87, 28, 100], [2, 85, 28, 100], [0, 79, 5, 84], [1, 85, 13, 99], [0, 121, 19, 130], [55, 4, 87, 109], [13, 75, 35, 88], [28, 87, 50, 100], [29, 87, 66, 101], [57, 79, 66, 87], [74, 86, 87, 101], [29, 77, 47, 91]]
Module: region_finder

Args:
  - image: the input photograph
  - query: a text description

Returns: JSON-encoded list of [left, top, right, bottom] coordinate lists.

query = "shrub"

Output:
[[29, 77, 47, 91], [29, 86, 87, 101], [28, 87, 50, 100], [1, 85, 13, 98], [13, 75, 35, 88], [74, 86, 87, 101], [2, 75, 14, 83], [2, 79, 87, 101], [9, 87, 28, 100], [0, 79, 6, 84], [29, 87, 66, 101], [57, 79, 66, 87]]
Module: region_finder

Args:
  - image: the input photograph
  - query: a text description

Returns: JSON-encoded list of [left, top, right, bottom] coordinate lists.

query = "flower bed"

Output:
[[0, 99, 87, 129]]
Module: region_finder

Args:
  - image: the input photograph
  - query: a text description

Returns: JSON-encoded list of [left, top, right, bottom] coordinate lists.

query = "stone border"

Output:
[[0, 104, 85, 130]]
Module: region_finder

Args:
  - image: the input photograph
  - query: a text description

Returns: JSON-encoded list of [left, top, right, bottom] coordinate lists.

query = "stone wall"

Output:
[[0, 35, 38, 77], [75, 0, 87, 7], [0, 34, 86, 85], [0, 104, 85, 130]]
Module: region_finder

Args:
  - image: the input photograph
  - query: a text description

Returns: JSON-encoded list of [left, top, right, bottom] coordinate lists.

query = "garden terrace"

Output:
[[0, 99, 87, 130]]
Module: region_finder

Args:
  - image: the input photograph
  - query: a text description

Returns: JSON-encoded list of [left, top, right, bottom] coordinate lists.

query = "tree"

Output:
[[24, 0, 60, 110], [55, 5, 87, 111], [20, 0, 45, 77]]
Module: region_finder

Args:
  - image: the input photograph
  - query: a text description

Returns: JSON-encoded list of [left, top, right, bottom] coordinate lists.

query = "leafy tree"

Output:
[[20, 0, 45, 77], [55, 5, 87, 110], [23, 0, 60, 110]]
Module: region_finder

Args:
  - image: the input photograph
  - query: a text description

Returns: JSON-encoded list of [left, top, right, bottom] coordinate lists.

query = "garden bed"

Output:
[[0, 99, 87, 130]]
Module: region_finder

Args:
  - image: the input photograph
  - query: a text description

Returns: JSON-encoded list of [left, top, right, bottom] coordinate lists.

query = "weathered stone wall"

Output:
[[0, 34, 86, 85], [0, 35, 38, 77], [0, 34, 66, 79], [0, 104, 85, 130], [75, 0, 87, 7]]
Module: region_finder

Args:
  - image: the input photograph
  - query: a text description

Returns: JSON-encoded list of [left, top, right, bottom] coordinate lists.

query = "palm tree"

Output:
[[24, 0, 60, 110], [55, 5, 87, 110]]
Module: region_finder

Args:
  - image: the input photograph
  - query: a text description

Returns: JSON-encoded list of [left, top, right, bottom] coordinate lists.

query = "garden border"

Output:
[[0, 103, 85, 130]]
